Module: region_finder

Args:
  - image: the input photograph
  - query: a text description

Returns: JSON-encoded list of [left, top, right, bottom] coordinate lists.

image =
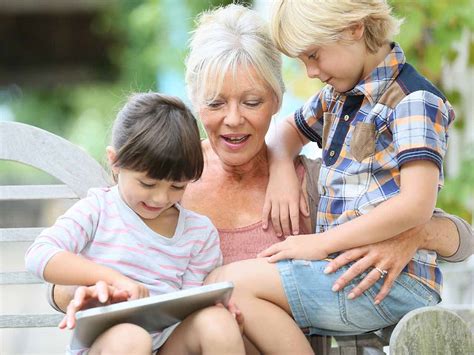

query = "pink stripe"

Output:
[[97, 225, 131, 234], [200, 240, 220, 254], [189, 255, 221, 267], [40, 235, 68, 250], [124, 223, 143, 234], [55, 224, 79, 252], [183, 225, 208, 234], [186, 267, 212, 275], [74, 208, 95, 225], [91, 241, 147, 255], [148, 246, 190, 259], [159, 263, 185, 272], [81, 199, 100, 214], [104, 198, 117, 206], [37, 249, 58, 278], [183, 280, 202, 287], [185, 215, 200, 220], [177, 239, 206, 248], [86, 257, 182, 283]]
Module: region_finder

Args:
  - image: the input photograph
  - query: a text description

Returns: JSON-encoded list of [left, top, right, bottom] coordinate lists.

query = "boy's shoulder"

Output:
[[380, 63, 446, 108]]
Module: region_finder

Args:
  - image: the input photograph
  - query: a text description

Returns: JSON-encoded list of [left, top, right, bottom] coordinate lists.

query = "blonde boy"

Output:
[[256, 0, 452, 337]]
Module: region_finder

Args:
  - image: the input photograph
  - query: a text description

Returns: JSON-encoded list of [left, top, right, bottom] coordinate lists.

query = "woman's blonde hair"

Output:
[[185, 4, 284, 109], [271, 0, 403, 57]]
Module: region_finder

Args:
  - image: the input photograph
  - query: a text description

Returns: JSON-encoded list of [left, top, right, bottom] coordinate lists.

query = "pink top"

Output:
[[219, 163, 310, 265]]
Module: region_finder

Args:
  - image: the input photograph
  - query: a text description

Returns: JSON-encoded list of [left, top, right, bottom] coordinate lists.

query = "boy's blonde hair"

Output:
[[270, 0, 402, 57], [185, 4, 284, 109]]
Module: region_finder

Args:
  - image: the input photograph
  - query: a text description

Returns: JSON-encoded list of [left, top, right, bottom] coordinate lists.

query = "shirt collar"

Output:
[[346, 42, 406, 104]]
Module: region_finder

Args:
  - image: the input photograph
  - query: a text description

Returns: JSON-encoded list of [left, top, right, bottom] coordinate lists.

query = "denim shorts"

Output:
[[277, 259, 441, 336]]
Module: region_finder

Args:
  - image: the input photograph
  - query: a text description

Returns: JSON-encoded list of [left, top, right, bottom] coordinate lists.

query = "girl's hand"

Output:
[[112, 276, 149, 300], [324, 226, 422, 304], [262, 161, 309, 237], [58, 281, 129, 330], [216, 300, 244, 333], [257, 234, 328, 262]]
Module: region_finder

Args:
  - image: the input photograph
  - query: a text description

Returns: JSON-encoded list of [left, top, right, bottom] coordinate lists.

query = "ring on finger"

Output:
[[374, 267, 388, 279]]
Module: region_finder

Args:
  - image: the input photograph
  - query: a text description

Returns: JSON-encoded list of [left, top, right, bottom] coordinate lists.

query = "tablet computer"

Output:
[[70, 281, 234, 349]]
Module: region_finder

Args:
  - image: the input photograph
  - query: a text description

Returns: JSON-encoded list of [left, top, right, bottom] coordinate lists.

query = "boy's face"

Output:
[[298, 38, 369, 93]]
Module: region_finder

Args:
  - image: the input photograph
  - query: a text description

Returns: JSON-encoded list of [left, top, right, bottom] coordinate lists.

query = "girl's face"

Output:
[[115, 168, 188, 221], [198, 65, 279, 168]]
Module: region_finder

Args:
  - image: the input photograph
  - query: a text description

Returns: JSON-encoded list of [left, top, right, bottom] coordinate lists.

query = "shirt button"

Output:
[[344, 114, 350, 121], [329, 150, 335, 157]]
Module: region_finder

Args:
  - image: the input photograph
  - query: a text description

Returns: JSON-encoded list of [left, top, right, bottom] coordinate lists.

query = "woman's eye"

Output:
[[139, 181, 155, 188], [207, 101, 224, 109], [245, 101, 261, 107]]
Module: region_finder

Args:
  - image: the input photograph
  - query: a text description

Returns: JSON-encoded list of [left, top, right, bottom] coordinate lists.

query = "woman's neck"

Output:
[[211, 145, 269, 184]]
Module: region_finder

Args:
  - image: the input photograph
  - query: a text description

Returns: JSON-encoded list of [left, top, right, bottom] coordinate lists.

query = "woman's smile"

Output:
[[220, 133, 251, 150]]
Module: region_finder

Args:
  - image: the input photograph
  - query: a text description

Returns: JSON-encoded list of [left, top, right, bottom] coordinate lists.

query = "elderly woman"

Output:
[[52, 4, 472, 354]]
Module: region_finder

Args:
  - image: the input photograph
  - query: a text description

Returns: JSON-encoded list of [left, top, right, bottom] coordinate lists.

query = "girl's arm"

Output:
[[43, 251, 148, 300], [259, 159, 439, 261], [43, 250, 125, 285]]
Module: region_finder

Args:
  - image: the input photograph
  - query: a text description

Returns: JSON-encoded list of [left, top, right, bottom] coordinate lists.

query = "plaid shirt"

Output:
[[295, 43, 454, 293]]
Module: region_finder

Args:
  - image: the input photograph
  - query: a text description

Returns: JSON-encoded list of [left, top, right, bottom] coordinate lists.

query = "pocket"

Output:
[[350, 122, 376, 162], [376, 273, 441, 324], [322, 112, 336, 149]]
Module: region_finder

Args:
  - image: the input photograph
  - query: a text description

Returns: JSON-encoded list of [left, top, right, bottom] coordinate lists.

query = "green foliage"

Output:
[[391, 0, 474, 84], [438, 154, 474, 223]]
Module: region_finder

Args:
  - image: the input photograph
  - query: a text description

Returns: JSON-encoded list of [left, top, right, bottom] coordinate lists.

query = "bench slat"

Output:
[[0, 185, 78, 200], [0, 228, 44, 242], [0, 314, 64, 328], [0, 271, 42, 285]]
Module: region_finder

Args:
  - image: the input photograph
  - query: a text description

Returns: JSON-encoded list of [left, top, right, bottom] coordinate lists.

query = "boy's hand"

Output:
[[257, 234, 328, 262], [59, 281, 129, 330], [262, 161, 309, 237]]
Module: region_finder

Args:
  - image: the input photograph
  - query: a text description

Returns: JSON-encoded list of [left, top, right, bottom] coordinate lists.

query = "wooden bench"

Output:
[[1, 121, 472, 354], [0, 121, 109, 353], [310, 306, 473, 354]]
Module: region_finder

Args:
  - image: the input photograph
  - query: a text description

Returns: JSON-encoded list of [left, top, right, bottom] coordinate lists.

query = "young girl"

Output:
[[25, 93, 244, 354]]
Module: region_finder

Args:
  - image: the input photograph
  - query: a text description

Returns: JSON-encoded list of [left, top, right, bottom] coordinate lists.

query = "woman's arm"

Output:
[[325, 213, 472, 303], [426, 209, 473, 261]]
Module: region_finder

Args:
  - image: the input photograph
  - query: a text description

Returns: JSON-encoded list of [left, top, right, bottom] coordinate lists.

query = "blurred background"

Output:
[[0, 0, 472, 353]]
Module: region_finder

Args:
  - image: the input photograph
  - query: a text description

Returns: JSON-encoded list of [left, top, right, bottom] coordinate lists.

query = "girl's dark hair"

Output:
[[111, 92, 203, 182]]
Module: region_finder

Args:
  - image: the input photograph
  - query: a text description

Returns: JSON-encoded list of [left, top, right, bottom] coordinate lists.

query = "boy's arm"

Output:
[[260, 159, 439, 261], [263, 113, 310, 236], [321, 159, 439, 254]]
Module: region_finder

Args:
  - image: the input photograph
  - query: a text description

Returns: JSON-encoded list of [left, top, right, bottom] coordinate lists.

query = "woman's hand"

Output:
[[324, 226, 423, 304], [258, 234, 329, 262], [58, 281, 129, 329], [262, 161, 309, 237]]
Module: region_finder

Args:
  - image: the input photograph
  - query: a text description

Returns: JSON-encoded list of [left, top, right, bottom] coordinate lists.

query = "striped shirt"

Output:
[[294, 43, 454, 294], [25, 185, 222, 295]]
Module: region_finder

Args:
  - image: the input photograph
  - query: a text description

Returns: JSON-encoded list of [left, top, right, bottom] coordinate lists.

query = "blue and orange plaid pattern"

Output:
[[295, 43, 454, 294]]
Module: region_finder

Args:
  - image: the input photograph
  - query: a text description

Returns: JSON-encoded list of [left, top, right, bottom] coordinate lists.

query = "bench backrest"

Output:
[[0, 121, 110, 352]]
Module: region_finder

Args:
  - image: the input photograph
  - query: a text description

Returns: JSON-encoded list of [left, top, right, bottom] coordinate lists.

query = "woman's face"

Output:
[[198, 65, 279, 167]]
